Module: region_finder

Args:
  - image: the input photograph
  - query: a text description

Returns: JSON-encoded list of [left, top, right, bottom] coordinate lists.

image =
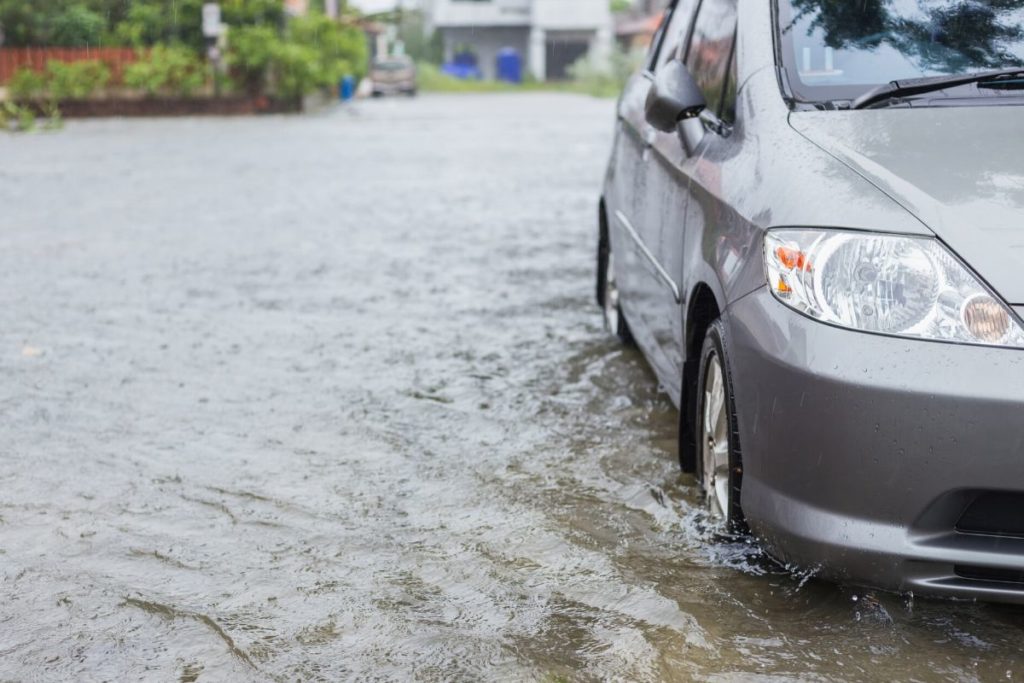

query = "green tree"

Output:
[[226, 24, 280, 94], [289, 12, 367, 83], [52, 3, 105, 46], [110, 0, 284, 52], [0, 0, 58, 46], [113, 2, 174, 47], [269, 41, 322, 98], [111, 0, 206, 52], [0, 0, 128, 46], [397, 9, 442, 64], [228, 11, 367, 97]]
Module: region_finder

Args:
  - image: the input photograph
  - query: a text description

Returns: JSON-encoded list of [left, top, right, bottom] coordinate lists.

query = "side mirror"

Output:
[[644, 60, 706, 133]]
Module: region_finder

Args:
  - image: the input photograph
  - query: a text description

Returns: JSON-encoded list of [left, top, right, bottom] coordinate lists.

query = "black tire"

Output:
[[596, 210, 634, 345], [695, 318, 744, 531]]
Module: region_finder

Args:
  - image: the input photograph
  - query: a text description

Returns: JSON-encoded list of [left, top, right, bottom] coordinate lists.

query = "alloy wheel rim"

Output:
[[702, 353, 731, 522], [604, 251, 620, 334]]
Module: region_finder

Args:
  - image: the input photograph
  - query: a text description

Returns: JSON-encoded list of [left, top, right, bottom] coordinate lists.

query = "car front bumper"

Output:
[[372, 80, 416, 94], [727, 288, 1024, 602]]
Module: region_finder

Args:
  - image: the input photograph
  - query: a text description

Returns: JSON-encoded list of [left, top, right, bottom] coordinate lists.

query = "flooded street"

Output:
[[2, 93, 1023, 681]]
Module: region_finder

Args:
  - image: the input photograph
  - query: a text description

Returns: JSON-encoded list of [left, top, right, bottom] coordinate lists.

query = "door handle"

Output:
[[642, 129, 656, 161]]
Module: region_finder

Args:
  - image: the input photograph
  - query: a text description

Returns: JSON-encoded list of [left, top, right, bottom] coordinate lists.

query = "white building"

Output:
[[424, 0, 613, 81]]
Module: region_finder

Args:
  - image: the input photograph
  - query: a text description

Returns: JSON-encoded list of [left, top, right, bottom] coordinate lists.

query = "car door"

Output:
[[615, 0, 700, 368], [645, 0, 739, 395], [606, 1, 680, 343]]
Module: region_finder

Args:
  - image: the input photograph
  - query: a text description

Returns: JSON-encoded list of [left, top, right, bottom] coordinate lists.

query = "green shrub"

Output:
[[567, 46, 644, 98], [0, 101, 37, 132], [6, 61, 110, 102], [41, 101, 64, 130], [46, 60, 111, 99], [416, 62, 513, 93], [124, 46, 207, 96], [7, 67, 46, 101]]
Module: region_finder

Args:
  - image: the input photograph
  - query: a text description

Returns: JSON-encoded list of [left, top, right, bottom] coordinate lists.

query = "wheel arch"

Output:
[[679, 282, 723, 473]]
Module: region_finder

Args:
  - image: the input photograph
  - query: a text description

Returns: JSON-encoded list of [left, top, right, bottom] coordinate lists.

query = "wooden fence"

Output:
[[0, 47, 140, 83]]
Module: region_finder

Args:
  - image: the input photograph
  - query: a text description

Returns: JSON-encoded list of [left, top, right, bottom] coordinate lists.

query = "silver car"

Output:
[[371, 56, 418, 97], [599, 0, 1024, 602]]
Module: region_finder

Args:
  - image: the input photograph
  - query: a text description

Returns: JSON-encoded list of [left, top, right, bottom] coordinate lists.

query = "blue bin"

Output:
[[340, 75, 356, 101], [496, 48, 522, 84], [442, 51, 484, 80]]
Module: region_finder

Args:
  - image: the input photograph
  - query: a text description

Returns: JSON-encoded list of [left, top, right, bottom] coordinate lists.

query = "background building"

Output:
[[424, 0, 612, 81]]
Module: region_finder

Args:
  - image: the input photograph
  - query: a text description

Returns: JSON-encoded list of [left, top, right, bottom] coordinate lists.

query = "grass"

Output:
[[416, 62, 620, 98]]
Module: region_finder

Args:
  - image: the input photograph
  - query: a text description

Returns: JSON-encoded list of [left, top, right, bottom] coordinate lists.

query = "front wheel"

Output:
[[696, 319, 744, 531]]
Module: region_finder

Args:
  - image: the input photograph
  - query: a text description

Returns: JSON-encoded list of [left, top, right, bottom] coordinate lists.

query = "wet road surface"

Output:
[[1, 94, 1023, 681]]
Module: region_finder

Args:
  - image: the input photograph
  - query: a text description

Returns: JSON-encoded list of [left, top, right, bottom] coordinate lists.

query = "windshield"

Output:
[[776, 0, 1024, 103]]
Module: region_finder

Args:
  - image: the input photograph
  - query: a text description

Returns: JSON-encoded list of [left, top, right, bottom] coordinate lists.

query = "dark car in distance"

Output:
[[598, 0, 1024, 602]]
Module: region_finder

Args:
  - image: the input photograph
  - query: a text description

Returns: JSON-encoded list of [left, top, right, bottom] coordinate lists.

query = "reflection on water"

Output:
[[0, 94, 1022, 681]]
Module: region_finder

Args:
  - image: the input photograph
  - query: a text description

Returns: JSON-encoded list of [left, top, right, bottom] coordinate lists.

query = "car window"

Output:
[[654, 0, 700, 72], [373, 61, 411, 72], [776, 0, 1024, 104], [684, 0, 738, 121]]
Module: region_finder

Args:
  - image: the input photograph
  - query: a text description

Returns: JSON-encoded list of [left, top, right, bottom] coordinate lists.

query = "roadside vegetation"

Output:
[[416, 63, 529, 94], [0, 0, 367, 131], [566, 46, 645, 98]]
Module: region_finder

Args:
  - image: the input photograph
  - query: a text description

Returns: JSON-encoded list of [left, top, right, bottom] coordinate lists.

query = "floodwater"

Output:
[[1, 94, 1022, 681]]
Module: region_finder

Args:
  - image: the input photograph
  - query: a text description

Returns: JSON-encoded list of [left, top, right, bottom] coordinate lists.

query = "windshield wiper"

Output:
[[852, 68, 1024, 109]]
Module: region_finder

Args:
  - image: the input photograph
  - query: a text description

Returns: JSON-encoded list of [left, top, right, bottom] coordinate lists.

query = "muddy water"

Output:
[[0, 94, 1022, 681]]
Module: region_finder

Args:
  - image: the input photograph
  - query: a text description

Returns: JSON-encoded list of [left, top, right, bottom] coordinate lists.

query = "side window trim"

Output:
[[645, 0, 680, 73], [654, 0, 701, 74], [682, 0, 706, 66]]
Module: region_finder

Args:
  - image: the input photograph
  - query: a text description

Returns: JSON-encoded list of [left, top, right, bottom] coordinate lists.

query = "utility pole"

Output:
[[202, 3, 224, 97]]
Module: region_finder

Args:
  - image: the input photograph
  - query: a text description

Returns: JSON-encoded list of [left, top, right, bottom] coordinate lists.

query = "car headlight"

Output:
[[764, 228, 1024, 348]]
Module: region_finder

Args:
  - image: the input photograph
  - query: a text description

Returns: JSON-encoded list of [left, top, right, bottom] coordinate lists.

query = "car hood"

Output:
[[789, 107, 1024, 304]]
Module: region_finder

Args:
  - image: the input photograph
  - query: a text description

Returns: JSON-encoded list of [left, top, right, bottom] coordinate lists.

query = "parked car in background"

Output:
[[598, 0, 1024, 603], [370, 56, 417, 97]]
